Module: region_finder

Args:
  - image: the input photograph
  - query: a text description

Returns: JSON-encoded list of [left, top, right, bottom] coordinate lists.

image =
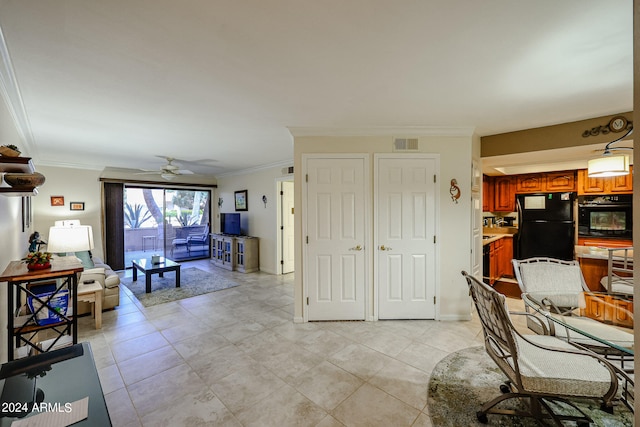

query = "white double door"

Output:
[[305, 154, 437, 321]]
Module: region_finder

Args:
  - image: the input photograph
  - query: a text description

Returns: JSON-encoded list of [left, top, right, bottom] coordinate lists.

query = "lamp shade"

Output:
[[587, 155, 630, 178], [54, 219, 81, 227], [47, 225, 95, 253]]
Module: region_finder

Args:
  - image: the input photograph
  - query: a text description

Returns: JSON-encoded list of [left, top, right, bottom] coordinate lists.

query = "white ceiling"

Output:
[[0, 0, 633, 177]]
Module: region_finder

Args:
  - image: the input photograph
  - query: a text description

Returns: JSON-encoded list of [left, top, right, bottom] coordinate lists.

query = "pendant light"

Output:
[[587, 127, 633, 177]]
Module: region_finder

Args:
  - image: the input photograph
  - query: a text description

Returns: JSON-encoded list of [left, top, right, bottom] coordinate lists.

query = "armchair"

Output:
[[461, 271, 618, 425]]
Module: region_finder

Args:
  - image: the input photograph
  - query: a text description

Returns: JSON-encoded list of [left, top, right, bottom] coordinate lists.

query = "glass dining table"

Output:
[[522, 291, 634, 411], [521, 291, 634, 356]]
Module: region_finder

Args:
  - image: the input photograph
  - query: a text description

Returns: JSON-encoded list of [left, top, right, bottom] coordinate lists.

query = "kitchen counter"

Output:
[[482, 227, 516, 246], [575, 245, 633, 261]]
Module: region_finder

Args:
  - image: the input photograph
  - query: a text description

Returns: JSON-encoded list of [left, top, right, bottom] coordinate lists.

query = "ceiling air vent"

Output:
[[281, 166, 294, 175], [393, 138, 419, 152]]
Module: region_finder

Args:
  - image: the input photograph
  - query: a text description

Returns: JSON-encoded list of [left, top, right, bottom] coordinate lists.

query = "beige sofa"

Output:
[[76, 256, 120, 315]]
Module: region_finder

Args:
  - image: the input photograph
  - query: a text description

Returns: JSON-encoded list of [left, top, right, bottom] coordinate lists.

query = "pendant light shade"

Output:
[[587, 154, 630, 177]]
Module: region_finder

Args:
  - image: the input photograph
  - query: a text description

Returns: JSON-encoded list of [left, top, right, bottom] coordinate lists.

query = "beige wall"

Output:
[[292, 131, 477, 322], [481, 112, 633, 157], [215, 164, 294, 275], [33, 166, 104, 258]]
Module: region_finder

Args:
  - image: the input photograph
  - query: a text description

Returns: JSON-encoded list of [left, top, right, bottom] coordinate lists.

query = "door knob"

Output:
[[350, 245, 363, 251], [379, 245, 392, 251]]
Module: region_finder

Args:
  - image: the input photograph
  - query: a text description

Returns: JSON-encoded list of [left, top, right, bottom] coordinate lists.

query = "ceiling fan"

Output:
[[136, 157, 195, 180]]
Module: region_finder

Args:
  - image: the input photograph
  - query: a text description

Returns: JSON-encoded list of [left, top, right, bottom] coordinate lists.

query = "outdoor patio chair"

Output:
[[461, 271, 618, 425], [512, 257, 634, 357], [187, 224, 209, 254]]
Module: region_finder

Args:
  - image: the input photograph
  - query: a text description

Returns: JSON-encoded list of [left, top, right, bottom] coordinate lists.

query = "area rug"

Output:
[[428, 346, 633, 426], [121, 267, 239, 307]]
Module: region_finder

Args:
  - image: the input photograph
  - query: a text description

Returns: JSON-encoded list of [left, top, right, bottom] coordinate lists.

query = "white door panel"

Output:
[[306, 157, 367, 320], [377, 156, 437, 319], [281, 181, 295, 274]]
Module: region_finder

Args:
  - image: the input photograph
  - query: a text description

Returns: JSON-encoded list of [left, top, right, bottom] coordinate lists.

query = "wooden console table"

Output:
[[0, 258, 83, 361]]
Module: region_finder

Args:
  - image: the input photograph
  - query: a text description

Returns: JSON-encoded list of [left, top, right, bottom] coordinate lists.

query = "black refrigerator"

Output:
[[516, 192, 575, 261]]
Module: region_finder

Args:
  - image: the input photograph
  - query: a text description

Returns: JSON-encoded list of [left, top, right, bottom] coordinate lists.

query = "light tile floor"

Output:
[[77, 260, 528, 427]]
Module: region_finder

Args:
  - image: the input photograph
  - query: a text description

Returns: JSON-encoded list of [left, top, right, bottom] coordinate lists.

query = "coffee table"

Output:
[[131, 257, 181, 293]]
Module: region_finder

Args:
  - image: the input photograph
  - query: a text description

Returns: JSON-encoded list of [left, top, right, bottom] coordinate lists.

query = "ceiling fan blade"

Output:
[[135, 171, 162, 175], [177, 169, 194, 175]]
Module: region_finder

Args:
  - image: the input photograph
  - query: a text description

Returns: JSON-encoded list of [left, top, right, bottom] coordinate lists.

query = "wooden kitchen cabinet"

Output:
[[500, 235, 514, 278], [482, 175, 493, 212], [515, 174, 544, 193], [493, 176, 515, 212], [545, 170, 576, 191], [577, 167, 633, 195]]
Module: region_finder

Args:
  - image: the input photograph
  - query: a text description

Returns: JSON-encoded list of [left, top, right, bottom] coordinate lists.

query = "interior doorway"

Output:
[[277, 179, 295, 274]]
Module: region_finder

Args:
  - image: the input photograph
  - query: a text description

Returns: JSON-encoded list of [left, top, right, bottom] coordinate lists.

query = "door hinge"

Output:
[[433, 296, 436, 304], [280, 260, 284, 265], [280, 190, 284, 195], [306, 174, 309, 182], [434, 174, 436, 183], [306, 297, 309, 305], [433, 235, 436, 244], [280, 225, 284, 230], [306, 236, 309, 244]]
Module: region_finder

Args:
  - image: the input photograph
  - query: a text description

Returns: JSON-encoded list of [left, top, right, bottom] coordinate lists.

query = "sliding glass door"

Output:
[[123, 186, 211, 265]]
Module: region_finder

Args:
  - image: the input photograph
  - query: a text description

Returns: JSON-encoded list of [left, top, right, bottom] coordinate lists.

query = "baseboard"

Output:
[[439, 314, 472, 321], [293, 316, 304, 323]]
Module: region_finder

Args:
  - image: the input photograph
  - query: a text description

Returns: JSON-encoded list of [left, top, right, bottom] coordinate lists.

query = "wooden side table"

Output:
[[77, 282, 103, 329]]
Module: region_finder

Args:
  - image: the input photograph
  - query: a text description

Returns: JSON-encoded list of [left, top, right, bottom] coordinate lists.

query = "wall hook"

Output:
[[262, 195, 267, 208]]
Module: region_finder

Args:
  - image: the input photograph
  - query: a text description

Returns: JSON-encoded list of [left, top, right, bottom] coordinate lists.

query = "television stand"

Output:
[[211, 234, 259, 273]]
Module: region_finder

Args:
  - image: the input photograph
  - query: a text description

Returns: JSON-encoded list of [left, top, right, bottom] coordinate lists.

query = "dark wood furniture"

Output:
[[131, 257, 181, 293], [0, 258, 83, 361]]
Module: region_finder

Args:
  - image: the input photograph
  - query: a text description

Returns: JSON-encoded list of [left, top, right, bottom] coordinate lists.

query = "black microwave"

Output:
[[577, 195, 632, 239]]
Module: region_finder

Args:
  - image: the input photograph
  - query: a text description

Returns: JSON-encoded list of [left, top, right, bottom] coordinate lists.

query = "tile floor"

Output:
[[77, 260, 527, 427]]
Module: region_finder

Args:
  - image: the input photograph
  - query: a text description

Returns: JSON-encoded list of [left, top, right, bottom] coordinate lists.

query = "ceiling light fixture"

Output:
[[587, 127, 633, 178], [161, 172, 176, 180]]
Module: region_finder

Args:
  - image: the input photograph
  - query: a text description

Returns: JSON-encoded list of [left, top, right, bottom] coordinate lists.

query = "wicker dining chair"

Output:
[[461, 271, 618, 425]]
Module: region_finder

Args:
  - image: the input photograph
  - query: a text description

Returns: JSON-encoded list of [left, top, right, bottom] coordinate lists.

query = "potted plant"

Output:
[[24, 251, 52, 270], [0, 144, 21, 157]]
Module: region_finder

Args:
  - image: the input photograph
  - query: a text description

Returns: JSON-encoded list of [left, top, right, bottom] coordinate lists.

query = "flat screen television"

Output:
[[220, 213, 241, 235]]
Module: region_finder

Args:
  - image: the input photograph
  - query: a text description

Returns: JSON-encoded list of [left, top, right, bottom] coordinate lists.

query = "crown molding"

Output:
[[287, 126, 476, 138], [0, 25, 37, 158], [214, 158, 294, 178]]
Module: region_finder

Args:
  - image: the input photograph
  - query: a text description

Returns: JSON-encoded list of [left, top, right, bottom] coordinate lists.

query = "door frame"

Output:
[[373, 153, 441, 321], [276, 176, 294, 275], [302, 153, 371, 322]]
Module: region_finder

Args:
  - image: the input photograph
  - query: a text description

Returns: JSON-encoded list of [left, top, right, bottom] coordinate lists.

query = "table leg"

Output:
[[133, 265, 138, 281], [176, 267, 181, 288], [146, 274, 151, 293], [159, 272, 164, 278], [95, 290, 102, 329]]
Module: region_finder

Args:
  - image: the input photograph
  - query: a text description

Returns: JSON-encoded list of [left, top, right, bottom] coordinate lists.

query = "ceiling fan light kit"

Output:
[[135, 157, 195, 180]]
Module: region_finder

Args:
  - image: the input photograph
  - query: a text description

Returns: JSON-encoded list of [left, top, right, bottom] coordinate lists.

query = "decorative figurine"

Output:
[[28, 231, 46, 252]]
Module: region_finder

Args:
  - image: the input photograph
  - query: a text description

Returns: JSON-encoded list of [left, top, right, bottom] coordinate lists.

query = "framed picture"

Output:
[[234, 190, 248, 211], [70, 202, 85, 211], [50, 196, 64, 206]]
